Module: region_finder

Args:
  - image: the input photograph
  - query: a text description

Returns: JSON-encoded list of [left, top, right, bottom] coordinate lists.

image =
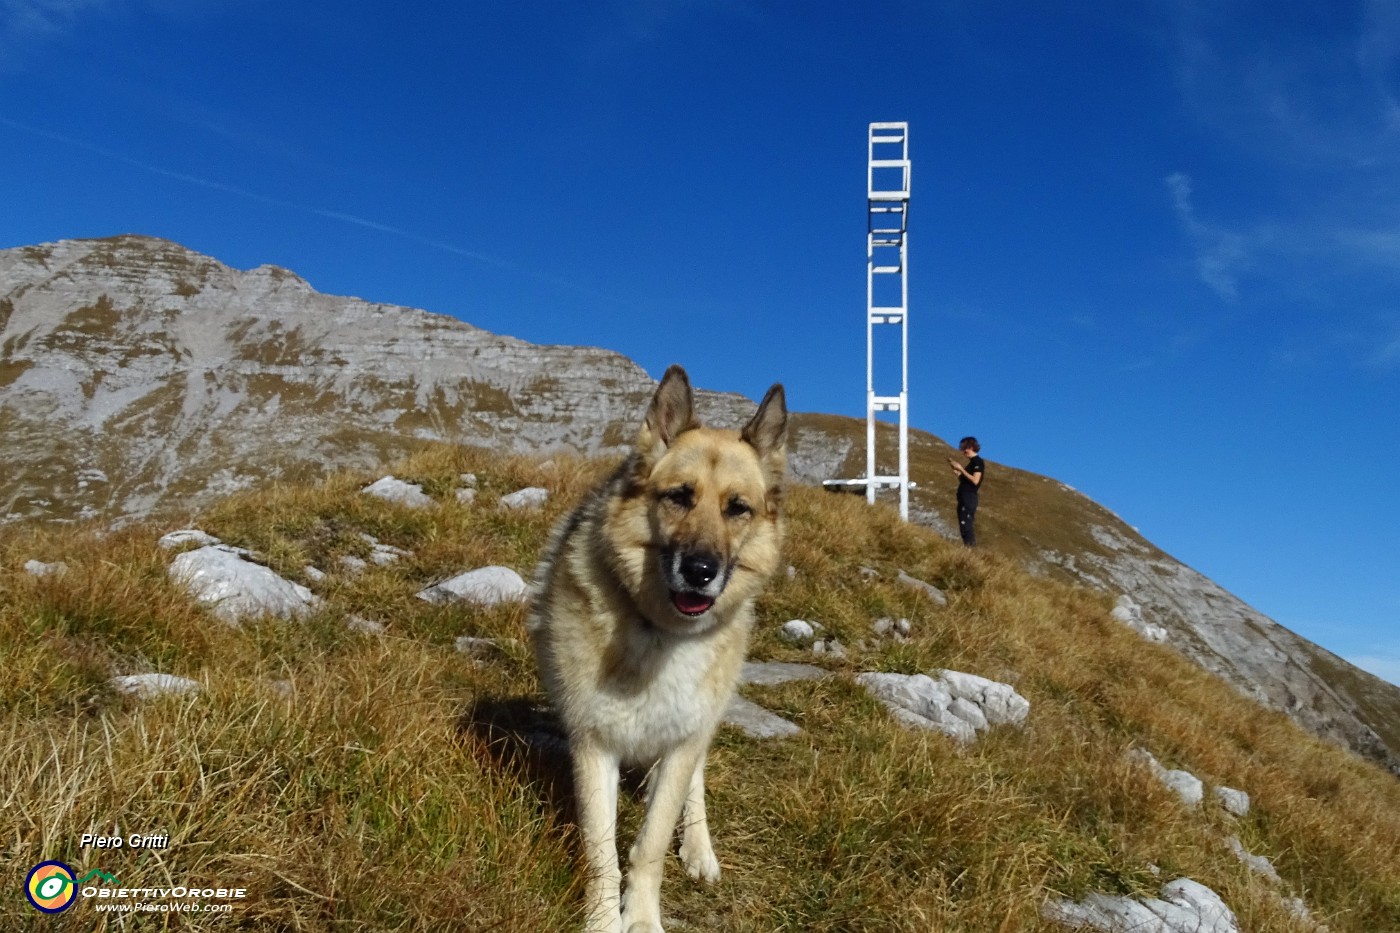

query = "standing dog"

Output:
[[530, 365, 787, 933]]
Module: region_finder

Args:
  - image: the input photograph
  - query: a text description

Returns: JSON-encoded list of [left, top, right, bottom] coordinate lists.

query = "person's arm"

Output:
[[948, 460, 982, 485]]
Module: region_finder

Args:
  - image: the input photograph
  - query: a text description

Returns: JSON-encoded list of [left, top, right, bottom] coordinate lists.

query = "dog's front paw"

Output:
[[624, 924, 664, 933], [679, 838, 721, 884]]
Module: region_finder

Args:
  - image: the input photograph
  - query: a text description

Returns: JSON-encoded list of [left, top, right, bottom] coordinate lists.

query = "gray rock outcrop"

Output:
[[857, 670, 1030, 742], [1110, 594, 1169, 642], [1045, 877, 1240, 933], [0, 236, 752, 527]]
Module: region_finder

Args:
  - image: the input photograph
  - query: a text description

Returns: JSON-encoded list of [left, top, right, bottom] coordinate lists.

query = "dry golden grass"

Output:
[[3, 444, 1397, 931]]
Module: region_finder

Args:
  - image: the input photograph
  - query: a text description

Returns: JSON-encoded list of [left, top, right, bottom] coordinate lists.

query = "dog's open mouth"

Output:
[[670, 591, 716, 616]]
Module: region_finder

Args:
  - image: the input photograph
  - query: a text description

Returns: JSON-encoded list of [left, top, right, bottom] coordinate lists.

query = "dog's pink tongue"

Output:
[[672, 591, 715, 615]]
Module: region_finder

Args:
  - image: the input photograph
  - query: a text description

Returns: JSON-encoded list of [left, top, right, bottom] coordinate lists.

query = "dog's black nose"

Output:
[[679, 553, 720, 588]]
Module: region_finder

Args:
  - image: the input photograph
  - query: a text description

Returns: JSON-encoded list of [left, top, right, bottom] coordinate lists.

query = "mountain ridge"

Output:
[[3, 233, 1396, 776]]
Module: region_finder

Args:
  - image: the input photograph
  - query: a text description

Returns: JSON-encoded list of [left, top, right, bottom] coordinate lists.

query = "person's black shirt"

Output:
[[958, 456, 984, 502]]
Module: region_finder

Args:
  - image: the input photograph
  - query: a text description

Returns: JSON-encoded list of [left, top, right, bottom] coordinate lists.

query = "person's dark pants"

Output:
[[957, 495, 978, 547]]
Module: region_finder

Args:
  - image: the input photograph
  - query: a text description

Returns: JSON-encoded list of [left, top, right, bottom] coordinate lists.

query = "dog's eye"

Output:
[[725, 497, 752, 518], [661, 486, 693, 509]]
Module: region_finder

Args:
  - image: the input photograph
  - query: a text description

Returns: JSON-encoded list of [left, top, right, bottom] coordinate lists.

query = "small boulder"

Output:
[[418, 566, 530, 606], [871, 616, 913, 644], [723, 695, 801, 739], [360, 534, 409, 566], [112, 673, 201, 700], [362, 475, 432, 509], [455, 636, 521, 661], [1130, 749, 1204, 808], [338, 555, 369, 575], [1111, 594, 1169, 642], [169, 546, 319, 625], [778, 619, 817, 645], [1214, 785, 1250, 817], [499, 486, 549, 510], [897, 570, 948, 606], [1226, 836, 1282, 883], [739, 661, 831, 687], [23, 559, 68, 578], [346, 615, 386, 635], [158, 529, 222, 550]]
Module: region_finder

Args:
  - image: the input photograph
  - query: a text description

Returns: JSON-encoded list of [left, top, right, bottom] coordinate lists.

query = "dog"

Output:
[[529, 364, 787, 933]]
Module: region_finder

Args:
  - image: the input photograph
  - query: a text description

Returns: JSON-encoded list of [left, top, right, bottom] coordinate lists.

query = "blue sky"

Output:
[[2, 1, 1397, 685]]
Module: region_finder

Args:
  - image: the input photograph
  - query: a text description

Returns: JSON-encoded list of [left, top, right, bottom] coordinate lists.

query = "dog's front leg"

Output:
[[620, 739, 707, 933], [573, 740, 624, 933], [678, 751, 721, 883]]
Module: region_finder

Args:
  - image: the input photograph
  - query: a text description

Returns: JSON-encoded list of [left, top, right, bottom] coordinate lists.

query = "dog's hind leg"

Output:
[[574, 742, 624, 933], [621, 739, 707, 933], [678, 752, 721, 883]]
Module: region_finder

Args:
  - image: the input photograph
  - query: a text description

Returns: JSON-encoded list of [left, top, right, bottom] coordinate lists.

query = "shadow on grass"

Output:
[[458, 695, 577, 825], [457, 695, 653, 844]]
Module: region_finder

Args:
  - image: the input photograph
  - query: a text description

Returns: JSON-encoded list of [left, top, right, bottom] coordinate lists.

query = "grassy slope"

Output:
[[3, 445, 1397, 931], [799, 411, 1188, 572], [800, 411, 1400, 767]]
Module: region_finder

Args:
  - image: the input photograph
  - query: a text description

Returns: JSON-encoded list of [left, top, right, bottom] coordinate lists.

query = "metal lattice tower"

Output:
[[865, 121, 911, 520]]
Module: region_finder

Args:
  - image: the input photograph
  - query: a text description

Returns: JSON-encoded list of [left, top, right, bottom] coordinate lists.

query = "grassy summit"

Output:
[[3, 445, 1397, 931]]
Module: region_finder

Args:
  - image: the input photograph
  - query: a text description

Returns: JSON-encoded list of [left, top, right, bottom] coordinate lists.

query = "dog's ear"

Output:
[[637, 365, 698, 465], [742, 382, 787, 482]]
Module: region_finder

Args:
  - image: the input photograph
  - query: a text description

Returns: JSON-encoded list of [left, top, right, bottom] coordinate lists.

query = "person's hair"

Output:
[[958, 436, 980, 453]]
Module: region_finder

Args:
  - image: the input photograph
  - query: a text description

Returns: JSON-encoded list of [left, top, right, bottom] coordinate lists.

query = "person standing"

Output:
[[949, 437, 984, 547]]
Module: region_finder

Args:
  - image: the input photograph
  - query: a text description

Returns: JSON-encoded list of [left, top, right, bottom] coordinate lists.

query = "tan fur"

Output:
[[530, 365, 786, 933]]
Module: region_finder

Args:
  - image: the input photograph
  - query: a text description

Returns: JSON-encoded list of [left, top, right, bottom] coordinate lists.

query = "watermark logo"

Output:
[[24, 859, 245, 915], [25, 861, 77, 913], [78, 868, 122, 886]]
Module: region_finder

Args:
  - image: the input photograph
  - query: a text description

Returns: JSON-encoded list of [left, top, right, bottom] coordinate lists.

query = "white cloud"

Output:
[[1161, 1, 1400, 320], [1163, 171, 1400, 328], [1164, 172, 1247, 302], [1169, 0, 1400, 170], [1329, 228, 1400, 270]]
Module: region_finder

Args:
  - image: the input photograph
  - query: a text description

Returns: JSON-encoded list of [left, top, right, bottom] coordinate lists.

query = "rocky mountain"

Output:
[[3, 234, 1397, 776]]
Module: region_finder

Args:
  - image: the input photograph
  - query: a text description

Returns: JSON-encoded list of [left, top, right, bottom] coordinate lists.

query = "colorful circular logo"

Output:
[[26, 861, 77, 913]]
